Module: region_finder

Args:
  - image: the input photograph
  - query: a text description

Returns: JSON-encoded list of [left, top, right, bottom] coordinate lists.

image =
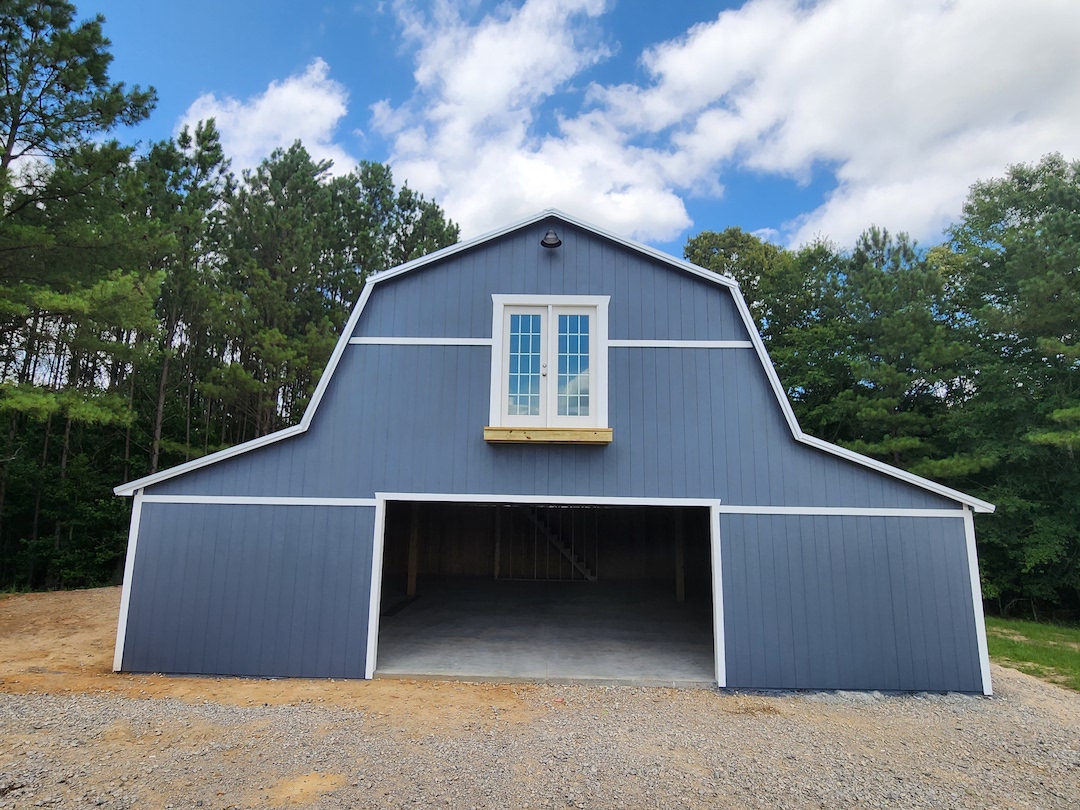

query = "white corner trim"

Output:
[[716, 505, 967, 518], [711, 503, 727, 688], [366, 497, 388, 679], [963, 507, 993, 696], [349, 336, 492, 346], [113, 489, 144, 672], [140, 495, 378, 507], [608, 339, 753, 349]]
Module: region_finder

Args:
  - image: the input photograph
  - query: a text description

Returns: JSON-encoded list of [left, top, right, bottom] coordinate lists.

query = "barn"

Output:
[[112, 210, 995, 694]]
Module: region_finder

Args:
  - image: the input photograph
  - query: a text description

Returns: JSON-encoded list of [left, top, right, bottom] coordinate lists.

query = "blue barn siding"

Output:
[[122, 503, 375, 678], [721, 514, 981, 692], [147, 342, 955, 509], [355, 221, 749, 342]]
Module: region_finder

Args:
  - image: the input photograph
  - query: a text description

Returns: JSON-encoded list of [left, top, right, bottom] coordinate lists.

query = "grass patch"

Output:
[[985, 616, 1080, 691]]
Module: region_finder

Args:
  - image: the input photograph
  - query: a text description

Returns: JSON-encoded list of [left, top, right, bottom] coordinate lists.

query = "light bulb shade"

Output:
[[540, 229, 562, 248]]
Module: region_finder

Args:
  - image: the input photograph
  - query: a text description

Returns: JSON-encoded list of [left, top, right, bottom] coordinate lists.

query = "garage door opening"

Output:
[[373, 501, 717, 686]]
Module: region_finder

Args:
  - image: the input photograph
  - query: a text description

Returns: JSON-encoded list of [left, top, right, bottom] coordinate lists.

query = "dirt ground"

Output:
[[1, 587, 1079, 810], [0, 587, 537, 729]]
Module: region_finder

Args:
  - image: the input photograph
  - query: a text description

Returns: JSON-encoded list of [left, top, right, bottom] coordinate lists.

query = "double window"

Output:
[[488, 295, 609, 436]]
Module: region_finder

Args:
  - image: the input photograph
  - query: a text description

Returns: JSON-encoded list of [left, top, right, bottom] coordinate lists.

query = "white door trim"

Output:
[[365, 493, 727, 687], [710, 502, 726, 687]]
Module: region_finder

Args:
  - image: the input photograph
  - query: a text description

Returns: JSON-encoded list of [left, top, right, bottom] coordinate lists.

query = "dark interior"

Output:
[[376, 502, 716, 684]]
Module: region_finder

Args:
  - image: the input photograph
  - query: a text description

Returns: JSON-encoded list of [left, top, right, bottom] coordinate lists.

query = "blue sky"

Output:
[[88, 0, 1079, 255]]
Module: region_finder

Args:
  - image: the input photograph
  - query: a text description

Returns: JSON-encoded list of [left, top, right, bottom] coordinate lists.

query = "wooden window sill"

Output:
[[483, 427, 613, 444]]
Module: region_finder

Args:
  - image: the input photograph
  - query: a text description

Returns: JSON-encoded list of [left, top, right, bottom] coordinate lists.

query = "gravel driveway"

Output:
[[2, 667, 1079, 810], [1, 589, 1078, 809]]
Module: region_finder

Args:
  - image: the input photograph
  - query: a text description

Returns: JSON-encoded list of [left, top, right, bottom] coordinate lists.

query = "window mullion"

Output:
[[545, 304, 555, 423]]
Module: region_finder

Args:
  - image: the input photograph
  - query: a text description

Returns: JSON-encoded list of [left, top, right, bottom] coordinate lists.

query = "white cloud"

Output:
[[373, 0, 696, 241], [180, 58, 357, 174], [377, 0, 1080, 246]]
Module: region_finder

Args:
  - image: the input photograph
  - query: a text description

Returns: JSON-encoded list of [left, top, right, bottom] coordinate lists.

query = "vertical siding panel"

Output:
[[744, 520, 768, 686], [199, 507, 231, 674], [154, 505, 189, 674], [181, 504, 212, 673], [654, 350, 674, 498], [286, 507, 313, 675], [451, 348, 472, 491], [828, 517, 853, 688], [886, 519, 915, 690], [851, 517, 877, 687], [230, 506, 261, 674], [258, 506, 287, 673], [930, 519, 962, 690], [725, 521, 749, 687], [806, 518, 832, 686], [672, 350, 691, 499], [218, 505, 249, 674], [315, 509, 339, 677], [915, 523, 946, 689], [691, 354, 717, 501], [751, 355, 772, 505], [721, 352, 743, 503], [344, 509, 374, 677], [786, 527, 811, 688], [771, 523, 797, 687], [872, 516, 902, 690], [902, 519, 931, 689], [629, 349, 646, 496]]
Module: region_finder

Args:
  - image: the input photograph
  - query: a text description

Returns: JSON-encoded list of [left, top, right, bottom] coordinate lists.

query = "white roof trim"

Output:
[[727, 284, 994, 513], [114, 209, 995, 512]]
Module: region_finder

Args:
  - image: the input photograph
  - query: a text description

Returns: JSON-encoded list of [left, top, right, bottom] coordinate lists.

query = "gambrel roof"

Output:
[[115, 209, 994, 513]]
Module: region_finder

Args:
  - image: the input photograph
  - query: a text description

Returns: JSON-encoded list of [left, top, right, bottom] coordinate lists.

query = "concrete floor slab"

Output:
[[375, 578, 715, 686]]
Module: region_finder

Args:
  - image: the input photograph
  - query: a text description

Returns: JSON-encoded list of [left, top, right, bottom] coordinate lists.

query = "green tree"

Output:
[[945, 154, 1080, 614], [0, 1, 152, 172], [216, 144, 459, 442]]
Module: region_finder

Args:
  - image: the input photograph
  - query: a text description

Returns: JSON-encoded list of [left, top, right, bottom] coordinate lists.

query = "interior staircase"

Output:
[[522, 507, 597, 581]]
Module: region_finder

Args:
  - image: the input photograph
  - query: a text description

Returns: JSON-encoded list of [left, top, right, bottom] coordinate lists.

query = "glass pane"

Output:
[[508, 313, 542, 416], [557, 313, 590, 416]]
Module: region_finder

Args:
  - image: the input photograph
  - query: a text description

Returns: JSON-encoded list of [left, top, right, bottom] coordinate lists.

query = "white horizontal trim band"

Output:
[[608, 339, 754, 349], [141, 495, 378, 507], [376, 492, 721, 507], [716, 505, 965, 517], [349, 336, 492, 346]]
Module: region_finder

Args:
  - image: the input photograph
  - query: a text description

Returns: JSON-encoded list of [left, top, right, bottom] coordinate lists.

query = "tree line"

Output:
[[687, 154, 1080, 618], [1, 3, 1077, 619], [0, 1, 458, 588]]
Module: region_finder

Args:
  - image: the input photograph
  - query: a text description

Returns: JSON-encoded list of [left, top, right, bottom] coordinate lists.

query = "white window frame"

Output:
[[489, 294, 609, 429]]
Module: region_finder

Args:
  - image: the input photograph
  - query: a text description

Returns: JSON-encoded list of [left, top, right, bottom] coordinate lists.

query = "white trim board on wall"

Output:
[[365, 493, 727, 686], [608, 339, 753, 349], [140, 495, 378, 507], [112, 489, 144, 672], [964, 507, 994, 696], [349, 336, 492, 346]]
